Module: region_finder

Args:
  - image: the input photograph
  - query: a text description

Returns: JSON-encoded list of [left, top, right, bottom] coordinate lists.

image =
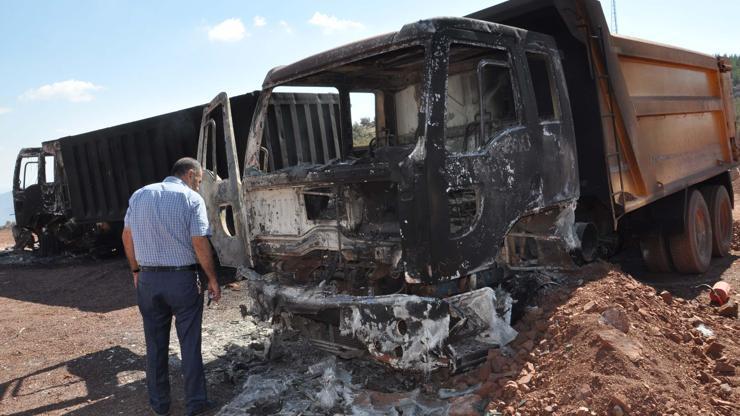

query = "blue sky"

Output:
[[1, 0, 739, 192]]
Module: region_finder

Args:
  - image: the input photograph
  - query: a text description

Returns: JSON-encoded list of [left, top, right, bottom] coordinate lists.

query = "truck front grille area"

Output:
[[448, 187, 478, 236]]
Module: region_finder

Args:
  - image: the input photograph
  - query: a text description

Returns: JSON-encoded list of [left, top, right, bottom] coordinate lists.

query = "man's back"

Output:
[[125, 176, 209, 267], [122, 158, 220, 416]]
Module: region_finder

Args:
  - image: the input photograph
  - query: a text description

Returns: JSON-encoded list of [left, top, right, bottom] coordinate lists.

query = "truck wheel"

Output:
[[640, 231, 673, 272], [701, 185, 732, 257], [668, 190, 712, 274]]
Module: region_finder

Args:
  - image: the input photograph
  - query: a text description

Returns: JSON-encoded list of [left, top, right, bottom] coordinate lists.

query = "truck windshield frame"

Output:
[[245, 43, 429, 174], [443, 42, 521, 155]]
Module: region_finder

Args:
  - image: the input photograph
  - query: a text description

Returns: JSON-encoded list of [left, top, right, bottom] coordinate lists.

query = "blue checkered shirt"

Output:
[[124, 176, 210, 267]]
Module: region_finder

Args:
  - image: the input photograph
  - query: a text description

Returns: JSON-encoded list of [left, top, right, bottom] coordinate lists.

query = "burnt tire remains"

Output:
[[701, 185, 732, 257], [668, 190, 712, 274]]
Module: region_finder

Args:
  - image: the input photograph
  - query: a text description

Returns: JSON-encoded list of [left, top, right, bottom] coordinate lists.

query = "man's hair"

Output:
[[171, 157, 202, 177]]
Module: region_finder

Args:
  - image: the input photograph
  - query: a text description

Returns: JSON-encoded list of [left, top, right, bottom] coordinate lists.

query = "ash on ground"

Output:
[[163, 281, 469, 415], [164, 261, 740, 416]]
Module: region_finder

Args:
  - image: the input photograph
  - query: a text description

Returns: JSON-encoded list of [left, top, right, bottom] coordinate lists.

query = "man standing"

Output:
[[122, 157, 222, 416]]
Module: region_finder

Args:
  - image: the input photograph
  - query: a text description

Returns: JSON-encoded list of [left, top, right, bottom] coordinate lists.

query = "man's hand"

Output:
[[192, 236, 221, 304], [207, 279, 221, 303], [122, 227, 140, 289]]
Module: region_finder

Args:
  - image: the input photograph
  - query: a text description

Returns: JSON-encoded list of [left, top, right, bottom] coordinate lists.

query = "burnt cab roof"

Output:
[[262, 17, 532, 89]]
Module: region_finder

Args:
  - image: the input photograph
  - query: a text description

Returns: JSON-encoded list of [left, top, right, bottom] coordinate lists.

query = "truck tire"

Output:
[[701, 185, 732, 257], [640, 231, 673, 273], [668, 190, 712, 274]]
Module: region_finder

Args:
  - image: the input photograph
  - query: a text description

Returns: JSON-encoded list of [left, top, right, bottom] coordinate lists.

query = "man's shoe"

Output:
[[187, 400, 218, 416], [152, 408, 170, 416]]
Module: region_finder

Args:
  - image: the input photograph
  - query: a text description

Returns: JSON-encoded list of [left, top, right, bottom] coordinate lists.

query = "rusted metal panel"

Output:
[[611, 35, 718, 71], [612, 31, 734, 211]]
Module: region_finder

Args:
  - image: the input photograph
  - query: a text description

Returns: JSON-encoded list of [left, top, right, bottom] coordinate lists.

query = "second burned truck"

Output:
[[197, 0, 737, 371]]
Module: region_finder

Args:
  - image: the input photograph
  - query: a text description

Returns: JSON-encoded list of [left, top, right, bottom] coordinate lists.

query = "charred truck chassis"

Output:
[[199, 17, 589, 372]]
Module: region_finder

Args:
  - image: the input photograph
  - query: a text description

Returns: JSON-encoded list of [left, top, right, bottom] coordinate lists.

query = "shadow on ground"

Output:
[[0, 344, 244, 416], [0, 254, 237, 313], [0, 254, 136, 313], [612, 244, 736, 300]]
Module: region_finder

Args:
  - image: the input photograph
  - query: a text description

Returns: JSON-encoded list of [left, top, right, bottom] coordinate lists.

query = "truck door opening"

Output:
[[20, 157, 39, 190]]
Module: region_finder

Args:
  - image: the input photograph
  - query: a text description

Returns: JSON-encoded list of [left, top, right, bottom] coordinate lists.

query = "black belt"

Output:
[[139, 265, 198, 272]]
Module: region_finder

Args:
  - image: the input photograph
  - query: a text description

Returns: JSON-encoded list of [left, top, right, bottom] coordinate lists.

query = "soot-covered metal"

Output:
[[202, 17, 585, 371]]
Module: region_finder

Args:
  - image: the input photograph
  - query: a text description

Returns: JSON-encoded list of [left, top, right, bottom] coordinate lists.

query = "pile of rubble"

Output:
[[449, 263, 739, 416], [205, 262, 738, 415]]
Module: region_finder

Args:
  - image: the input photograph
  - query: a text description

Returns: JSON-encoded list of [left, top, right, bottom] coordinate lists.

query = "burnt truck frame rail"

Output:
[[199, 0, 736, 371]]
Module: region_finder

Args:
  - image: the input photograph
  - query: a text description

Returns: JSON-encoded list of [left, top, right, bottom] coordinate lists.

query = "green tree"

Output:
[[352, 118, 376, 147], [722, 55, 740, 125]]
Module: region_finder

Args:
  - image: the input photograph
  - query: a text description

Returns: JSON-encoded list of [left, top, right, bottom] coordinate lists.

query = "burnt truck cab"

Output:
[[12, 141, 105, 254], [12, 146, 66, 252], [200, 18, 585, 371]]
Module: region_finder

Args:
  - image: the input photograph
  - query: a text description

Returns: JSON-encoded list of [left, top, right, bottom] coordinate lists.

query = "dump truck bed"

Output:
[[41, 93, 261, 224], [609, 34, 736, 210], [471, 0, 737, 220]]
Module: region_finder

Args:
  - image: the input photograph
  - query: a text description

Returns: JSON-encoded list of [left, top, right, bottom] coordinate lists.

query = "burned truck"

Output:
[[198, 0, 737, 371], [11, 93, 264, 254]]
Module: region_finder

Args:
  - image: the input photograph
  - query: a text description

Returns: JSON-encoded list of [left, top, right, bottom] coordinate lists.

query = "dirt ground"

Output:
[[0, 190, 739, 416], [0, 228, 15, 250], [0, 223, 261, 416]]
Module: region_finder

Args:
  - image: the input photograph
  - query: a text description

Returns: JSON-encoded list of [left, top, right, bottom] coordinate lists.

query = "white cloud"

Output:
[[0, 107, 10, 115], [308, 12, 364, 34], [279, 20, 293, 34], [208, 18, 247, 42], [20, 80, 103, 103], [253, 15, 267, 27]]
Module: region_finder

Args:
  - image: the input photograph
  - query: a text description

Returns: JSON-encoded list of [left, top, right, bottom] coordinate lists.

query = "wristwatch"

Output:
[[132, 268, 140, 273]]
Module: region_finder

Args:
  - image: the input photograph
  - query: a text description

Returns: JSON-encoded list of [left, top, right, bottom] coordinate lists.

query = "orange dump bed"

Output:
[[606, 35, 737, 213], [471, 0, 737, 218]]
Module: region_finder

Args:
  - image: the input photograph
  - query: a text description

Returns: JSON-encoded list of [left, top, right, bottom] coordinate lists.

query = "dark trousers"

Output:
[[137, 270, 207, 415]]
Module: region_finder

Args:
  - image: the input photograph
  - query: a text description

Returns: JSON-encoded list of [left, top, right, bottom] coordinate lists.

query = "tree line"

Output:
[[721, 55, 739, 124], [723, 54, 740, 86]]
